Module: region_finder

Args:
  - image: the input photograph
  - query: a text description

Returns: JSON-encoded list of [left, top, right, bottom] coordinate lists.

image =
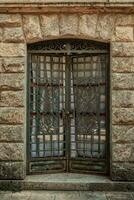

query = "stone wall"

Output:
[[0, 12, 134, 180]]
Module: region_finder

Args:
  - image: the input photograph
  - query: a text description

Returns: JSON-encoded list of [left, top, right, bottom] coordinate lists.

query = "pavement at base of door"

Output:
[[0, 191, 134, 200]]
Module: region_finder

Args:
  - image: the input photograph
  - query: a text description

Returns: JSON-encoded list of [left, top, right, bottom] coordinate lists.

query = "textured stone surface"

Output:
[[17, 174, 134, 191], [112, 108, 134, 125], [79, 14, 98, 38], [0, 108, 24, 124], [0, 125, 23, 142], [0, 43, 25, 57], [0, 162, 25, 180], [25, 173, 110, 183], [112, 73, 134, 89], [0, 143, 23, 161], [59, 14, 78, 35], [0, 191, 134, 200], [1, 57, 25, 73], [116, 14, 134, 26], [29, 191, 106, 200], [0, 73, 24, 90], [110, 0, 134, 2], [0, 28, 3, 41], [96, 14, 115, 40], [23, 15, 42, 43], [0, 14, 22, 27], [0, 58, 3, 72], [112, 42, 134, 57], [1, 173, 134, 191], [3, 191, 106, 200], [3, 27, 25, 42], [115, 27, 133, 42], [40, 15, 59, 37], [112, 90, 134, 107], [112, 125, 134, 143], [106, 192, 133, 200], [112, 162, 134, 181], [0, 192, 134, 200], [112, 143, 134, 162], [0, 91, 24, 107], [0, 0, 108, 2], [0, 191, 106, 200], [112, 57, 134, 72]]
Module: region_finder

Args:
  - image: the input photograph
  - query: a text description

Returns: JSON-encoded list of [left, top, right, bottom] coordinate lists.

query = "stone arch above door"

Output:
[[21, 14, 119, 43]]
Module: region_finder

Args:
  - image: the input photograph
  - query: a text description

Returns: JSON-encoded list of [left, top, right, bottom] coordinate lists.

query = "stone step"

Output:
[[0, 191, 134, 200], [0, 174, 134, 192]]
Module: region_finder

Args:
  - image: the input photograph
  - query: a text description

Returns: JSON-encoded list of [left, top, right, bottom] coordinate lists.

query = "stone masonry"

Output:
[[0, 10, 134, 181], [1, 191, 134, 200]]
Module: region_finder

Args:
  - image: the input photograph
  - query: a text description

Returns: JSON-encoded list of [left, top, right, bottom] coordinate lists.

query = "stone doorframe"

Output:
[[0, 12, 134, 181]]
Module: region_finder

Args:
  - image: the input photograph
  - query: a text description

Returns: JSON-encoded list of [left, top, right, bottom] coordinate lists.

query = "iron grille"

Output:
[[27, 39, 109, 174]]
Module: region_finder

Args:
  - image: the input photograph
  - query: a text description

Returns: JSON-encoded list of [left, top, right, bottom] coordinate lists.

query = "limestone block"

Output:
[[0, 43, 25, 57], [40, 15, 59, 37], [112, 108, 134, 124], [0, 91, 24, 107], [112, 143, 134, 162], [115, 27, 133, 42], [106, 192, 133, 200], [96, 14, 116, 41], [112, 57, 134, 72], [110, 0, 134, 3], [0, 162, 25, 180], [116, 14, 134, 26], [0, 14, 22, 27], [0, 108, 24, 124], [0, 0, 108, 2], [112, 90, 134, 107], [0, 58, 3, 72], [112, 125, 134, 143], [112, 162, 134, 181], [23, 15, 43, 43], [112, 42, 134, 57], [112, 73, 134, 90], [59, 14, 78, 35], [0, 143, 23, 161], [79, 14, 98, 38], [0, 125, 23, 142], [0, 73, 24, 90], [3, 27, 25, 42], [1, 57, 25, 73], [0, 28, 3, 41]]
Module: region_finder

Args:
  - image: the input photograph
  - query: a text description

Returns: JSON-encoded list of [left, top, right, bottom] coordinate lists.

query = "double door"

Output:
[[28, 49, 109, 174]]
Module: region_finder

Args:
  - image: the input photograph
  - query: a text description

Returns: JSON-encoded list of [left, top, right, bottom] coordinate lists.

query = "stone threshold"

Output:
[[0, 173, 134, 191]]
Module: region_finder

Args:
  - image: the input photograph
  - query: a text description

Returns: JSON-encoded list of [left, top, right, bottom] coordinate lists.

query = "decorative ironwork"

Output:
[[28, 39, 108, 54], [27, 39, 109, 174]]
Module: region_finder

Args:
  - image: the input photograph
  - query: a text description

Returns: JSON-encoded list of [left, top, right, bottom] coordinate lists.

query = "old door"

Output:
[[27, 39, 109, 174]]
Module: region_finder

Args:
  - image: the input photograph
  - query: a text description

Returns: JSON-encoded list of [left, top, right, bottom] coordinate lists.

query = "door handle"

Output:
[[66, 111, 70, 115], [66, 111, 74, 118], [61, 110, 73, 118]]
